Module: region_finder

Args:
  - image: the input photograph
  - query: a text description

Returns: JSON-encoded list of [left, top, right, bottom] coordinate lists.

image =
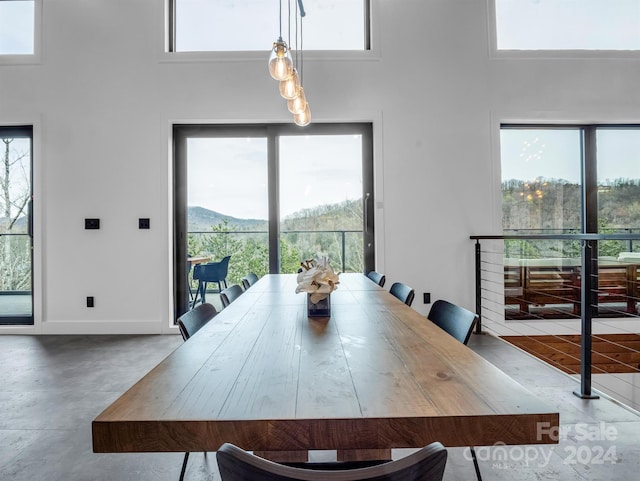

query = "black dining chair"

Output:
[[216, 442, 447, 481], [241, 272, 259, 290], [192, 255, 231, 306], [427, 299, 477, 346], [175, 302, 218, 481], [427, 299, 480, 479], [366, 270, 386, 287], [220, 284, 243, 308], [177, 302, 218, 341], [389, 282, 415, 306]]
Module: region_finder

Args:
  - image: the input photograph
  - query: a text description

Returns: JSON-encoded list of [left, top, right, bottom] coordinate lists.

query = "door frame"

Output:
[[0, 125, 34, 325], [173, 123, 374, 320]]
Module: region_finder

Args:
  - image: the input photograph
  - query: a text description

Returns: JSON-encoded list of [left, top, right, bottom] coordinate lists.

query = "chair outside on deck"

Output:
[[175, 303, 218, 481], [389, 282, 415, 306], [241, 272, 259, 290], [366, 270, 386, 287], [192, 255, 231, 306], [216, 442, 447, 481], [220, 284, 243, 308], [427, 299, 480, 480]]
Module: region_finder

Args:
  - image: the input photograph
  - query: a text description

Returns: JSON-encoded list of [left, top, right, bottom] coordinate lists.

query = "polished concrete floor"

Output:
[[1, 332, 638, 481]]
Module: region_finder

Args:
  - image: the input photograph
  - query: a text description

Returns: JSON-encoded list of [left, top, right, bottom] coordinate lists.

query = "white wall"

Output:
[[2, 0, 639, 334]]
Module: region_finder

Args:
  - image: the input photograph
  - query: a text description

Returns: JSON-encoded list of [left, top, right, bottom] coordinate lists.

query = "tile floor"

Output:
[[482, 315, 640, 413], [0, 332, 638, 480]]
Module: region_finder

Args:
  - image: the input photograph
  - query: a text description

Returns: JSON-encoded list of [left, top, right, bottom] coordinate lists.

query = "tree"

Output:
[[0, 138, 31, 291]]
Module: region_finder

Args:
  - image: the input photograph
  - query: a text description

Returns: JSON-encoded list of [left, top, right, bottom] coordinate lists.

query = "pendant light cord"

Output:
[[278, 0, 283, 39]]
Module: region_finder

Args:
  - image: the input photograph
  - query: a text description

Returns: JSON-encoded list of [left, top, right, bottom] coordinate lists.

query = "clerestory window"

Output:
[[168, 0, 370, 52], [494, 0, 640, 51], [0, 0, 35, 55]]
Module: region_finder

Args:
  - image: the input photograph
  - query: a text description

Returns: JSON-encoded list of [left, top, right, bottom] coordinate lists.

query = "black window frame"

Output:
[[173, 122, 374, 320]]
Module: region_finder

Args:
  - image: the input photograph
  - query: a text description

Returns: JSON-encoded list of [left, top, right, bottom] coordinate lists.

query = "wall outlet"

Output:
[[139, 218, 150, 229], [87, 296, 94, 308], [423, 292, 431, 304], [85, 218, 100, 229]]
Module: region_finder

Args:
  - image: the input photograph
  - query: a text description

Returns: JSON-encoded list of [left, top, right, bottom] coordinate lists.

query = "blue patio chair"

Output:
[[192, 255, 231, 306]]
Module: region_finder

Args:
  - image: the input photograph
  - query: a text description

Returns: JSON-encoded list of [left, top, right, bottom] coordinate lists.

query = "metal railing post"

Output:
[[574, 239, 599, 399], [342, 231, 346, 273], [475, 240, 482, 334]]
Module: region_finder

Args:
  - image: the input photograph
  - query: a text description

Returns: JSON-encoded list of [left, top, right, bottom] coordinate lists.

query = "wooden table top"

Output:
[[187, 255, 211, 266], [93, 273, 559, 454]]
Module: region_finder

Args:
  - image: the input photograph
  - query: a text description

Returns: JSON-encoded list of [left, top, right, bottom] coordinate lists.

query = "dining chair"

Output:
[[192, 255, 231, 306], [241, 272, 259, 290], [216, 442, 447, 481], [220, 284, 244, 308], [427, 299, 477, 346], [177, 302, 218, 341], [389, 282, 415, 306], [427, 299, 480, 480], [366, 270, 386, 287], [175, 302, 218, 481]]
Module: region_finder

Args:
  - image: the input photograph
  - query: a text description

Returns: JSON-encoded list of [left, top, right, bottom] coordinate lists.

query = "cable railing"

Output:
[[471, 231, 640, 401]]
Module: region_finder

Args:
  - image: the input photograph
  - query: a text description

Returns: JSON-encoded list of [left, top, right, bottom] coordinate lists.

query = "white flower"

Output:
[[295, 257, 340, 303]]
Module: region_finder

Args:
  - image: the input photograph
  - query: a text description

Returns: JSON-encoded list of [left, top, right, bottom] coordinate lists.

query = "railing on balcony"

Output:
[[187, 229, 363, 288], [471, 231, 640, 400], [0, 233, 32, 323]]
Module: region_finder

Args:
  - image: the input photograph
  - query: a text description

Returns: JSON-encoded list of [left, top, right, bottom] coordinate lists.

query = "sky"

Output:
[[174, 0, 365, 52], [187, 135, 363, 220], [496, 0, 640, 50], [500, 129, 640, 184], [0, 1, 34, 54]]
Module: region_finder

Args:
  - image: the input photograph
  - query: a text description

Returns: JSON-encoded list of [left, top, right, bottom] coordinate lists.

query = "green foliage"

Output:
[[502, 177, 640, 258], [187, 200, 364, 287]]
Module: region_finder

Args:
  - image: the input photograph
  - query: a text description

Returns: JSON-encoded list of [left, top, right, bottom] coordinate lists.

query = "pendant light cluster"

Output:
[[268, 0, 311, 127]]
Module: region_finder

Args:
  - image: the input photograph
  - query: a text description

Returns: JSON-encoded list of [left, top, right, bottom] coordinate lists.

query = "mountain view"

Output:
[[502, 177, 640, 258], [188, 206, 266, 232], [187, 199, 364, 285]]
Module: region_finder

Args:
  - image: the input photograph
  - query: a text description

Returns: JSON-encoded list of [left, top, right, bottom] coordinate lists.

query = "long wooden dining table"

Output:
[[93, 273, 559, 461]]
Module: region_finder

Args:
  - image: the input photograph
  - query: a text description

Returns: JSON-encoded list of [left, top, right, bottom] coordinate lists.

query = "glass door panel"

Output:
[[278, 134, 364, 273], [0, 130, 33, 324], [596, 129, 640, 254], [501, 128, 583, 258], [186, 137, 269, 294]]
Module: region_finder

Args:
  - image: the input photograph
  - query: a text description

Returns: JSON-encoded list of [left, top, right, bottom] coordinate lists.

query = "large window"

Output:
[[0, 125, 33, 325], [500, 126, 640, 320], [0, 0, 35, 55], [495, 0, 640, 51], [170, 0, 369, 52], [173, 123, 374, 318], [502, 126, 640, 242]]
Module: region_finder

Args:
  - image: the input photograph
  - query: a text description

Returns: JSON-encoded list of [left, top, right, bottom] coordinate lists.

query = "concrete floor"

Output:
[[0, 332, 638, 481]]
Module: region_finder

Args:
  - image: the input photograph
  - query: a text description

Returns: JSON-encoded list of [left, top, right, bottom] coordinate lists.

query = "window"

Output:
[[0, 0, 35, 55], [0, 125, 33, 325], [495, 0, 640, 50], [501, 124, 640, 253], [173, 123, 374, 318], [170, 0, 369, 52]]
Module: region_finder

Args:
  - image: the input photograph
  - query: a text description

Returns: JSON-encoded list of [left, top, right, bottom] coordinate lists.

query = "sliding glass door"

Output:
[[173, 123, 374, 318], [0, 126, 33, 325]]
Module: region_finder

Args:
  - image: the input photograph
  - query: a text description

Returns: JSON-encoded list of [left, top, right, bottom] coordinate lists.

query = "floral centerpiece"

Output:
[[296, 257, 339, 316]]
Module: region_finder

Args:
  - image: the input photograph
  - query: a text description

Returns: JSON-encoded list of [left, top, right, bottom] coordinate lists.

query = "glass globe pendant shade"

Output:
[[279, 68, 300, 99], [287, 86, 307, 114], [293, 102, 311, 127], [268, 38, 293, 81]]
